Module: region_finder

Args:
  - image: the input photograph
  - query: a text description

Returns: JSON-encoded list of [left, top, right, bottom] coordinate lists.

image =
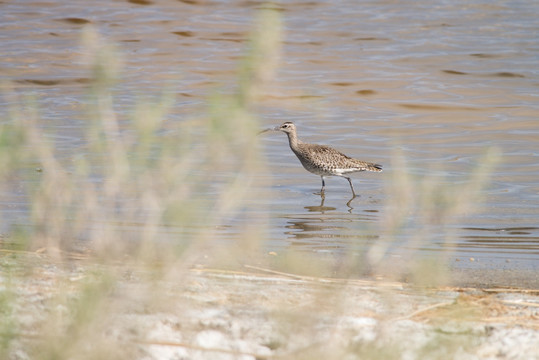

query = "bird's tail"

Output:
[[367, 163, 383, 172]]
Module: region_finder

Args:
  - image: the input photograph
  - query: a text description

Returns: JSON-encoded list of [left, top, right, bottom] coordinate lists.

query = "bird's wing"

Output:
[[303, 144, 382, 173]]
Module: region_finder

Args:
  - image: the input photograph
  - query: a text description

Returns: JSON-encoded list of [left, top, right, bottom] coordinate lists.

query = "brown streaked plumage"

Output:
[[260, 122, 382, 196]]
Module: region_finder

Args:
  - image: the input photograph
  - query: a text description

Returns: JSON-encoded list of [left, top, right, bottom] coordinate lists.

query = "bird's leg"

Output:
[[345, 176, 357, 197], [315, 176, 326, 195], [346, 195, 356, 209]]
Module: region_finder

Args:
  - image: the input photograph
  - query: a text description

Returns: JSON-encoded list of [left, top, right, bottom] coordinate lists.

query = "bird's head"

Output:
[[258, 121, 296, 135], [276, 122, 296, 134]]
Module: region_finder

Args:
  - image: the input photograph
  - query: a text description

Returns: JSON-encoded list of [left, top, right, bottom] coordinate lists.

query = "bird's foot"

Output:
[[346, 194, 359, 207], [314, 190, 326, 197]]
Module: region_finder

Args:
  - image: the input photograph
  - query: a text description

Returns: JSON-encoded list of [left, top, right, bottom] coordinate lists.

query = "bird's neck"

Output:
[[286, 131, 302, 152]]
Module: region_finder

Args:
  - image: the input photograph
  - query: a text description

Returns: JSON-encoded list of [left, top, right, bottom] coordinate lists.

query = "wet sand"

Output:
[[449, 268, 539, 291]]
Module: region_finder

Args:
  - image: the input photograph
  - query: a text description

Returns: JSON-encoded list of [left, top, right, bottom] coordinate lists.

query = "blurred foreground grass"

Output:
[[0, 9, 281, 359], [0, 8, 511, 360]]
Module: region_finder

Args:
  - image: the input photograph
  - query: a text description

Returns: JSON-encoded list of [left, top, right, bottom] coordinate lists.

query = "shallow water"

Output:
[[1, 0, 538, 278]]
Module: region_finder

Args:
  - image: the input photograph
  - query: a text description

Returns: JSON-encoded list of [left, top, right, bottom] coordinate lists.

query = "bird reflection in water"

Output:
[[304, 193, 336, 213], [303, 193, 359, 213]]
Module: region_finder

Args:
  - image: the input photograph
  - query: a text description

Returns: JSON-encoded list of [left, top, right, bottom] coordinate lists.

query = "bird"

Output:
[[260, 122, 382, 197]]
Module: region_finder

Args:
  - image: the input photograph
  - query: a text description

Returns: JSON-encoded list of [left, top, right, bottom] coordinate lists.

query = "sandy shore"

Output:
[[450, 267, 539, 290], [2, 252, 538, 360]]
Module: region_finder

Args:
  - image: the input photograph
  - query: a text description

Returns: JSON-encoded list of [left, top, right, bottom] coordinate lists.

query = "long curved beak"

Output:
[[257, 126, 280, 135]]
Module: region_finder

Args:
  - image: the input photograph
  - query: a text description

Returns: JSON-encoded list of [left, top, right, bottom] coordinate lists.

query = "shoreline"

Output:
[[449, 267, 539, 290]]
